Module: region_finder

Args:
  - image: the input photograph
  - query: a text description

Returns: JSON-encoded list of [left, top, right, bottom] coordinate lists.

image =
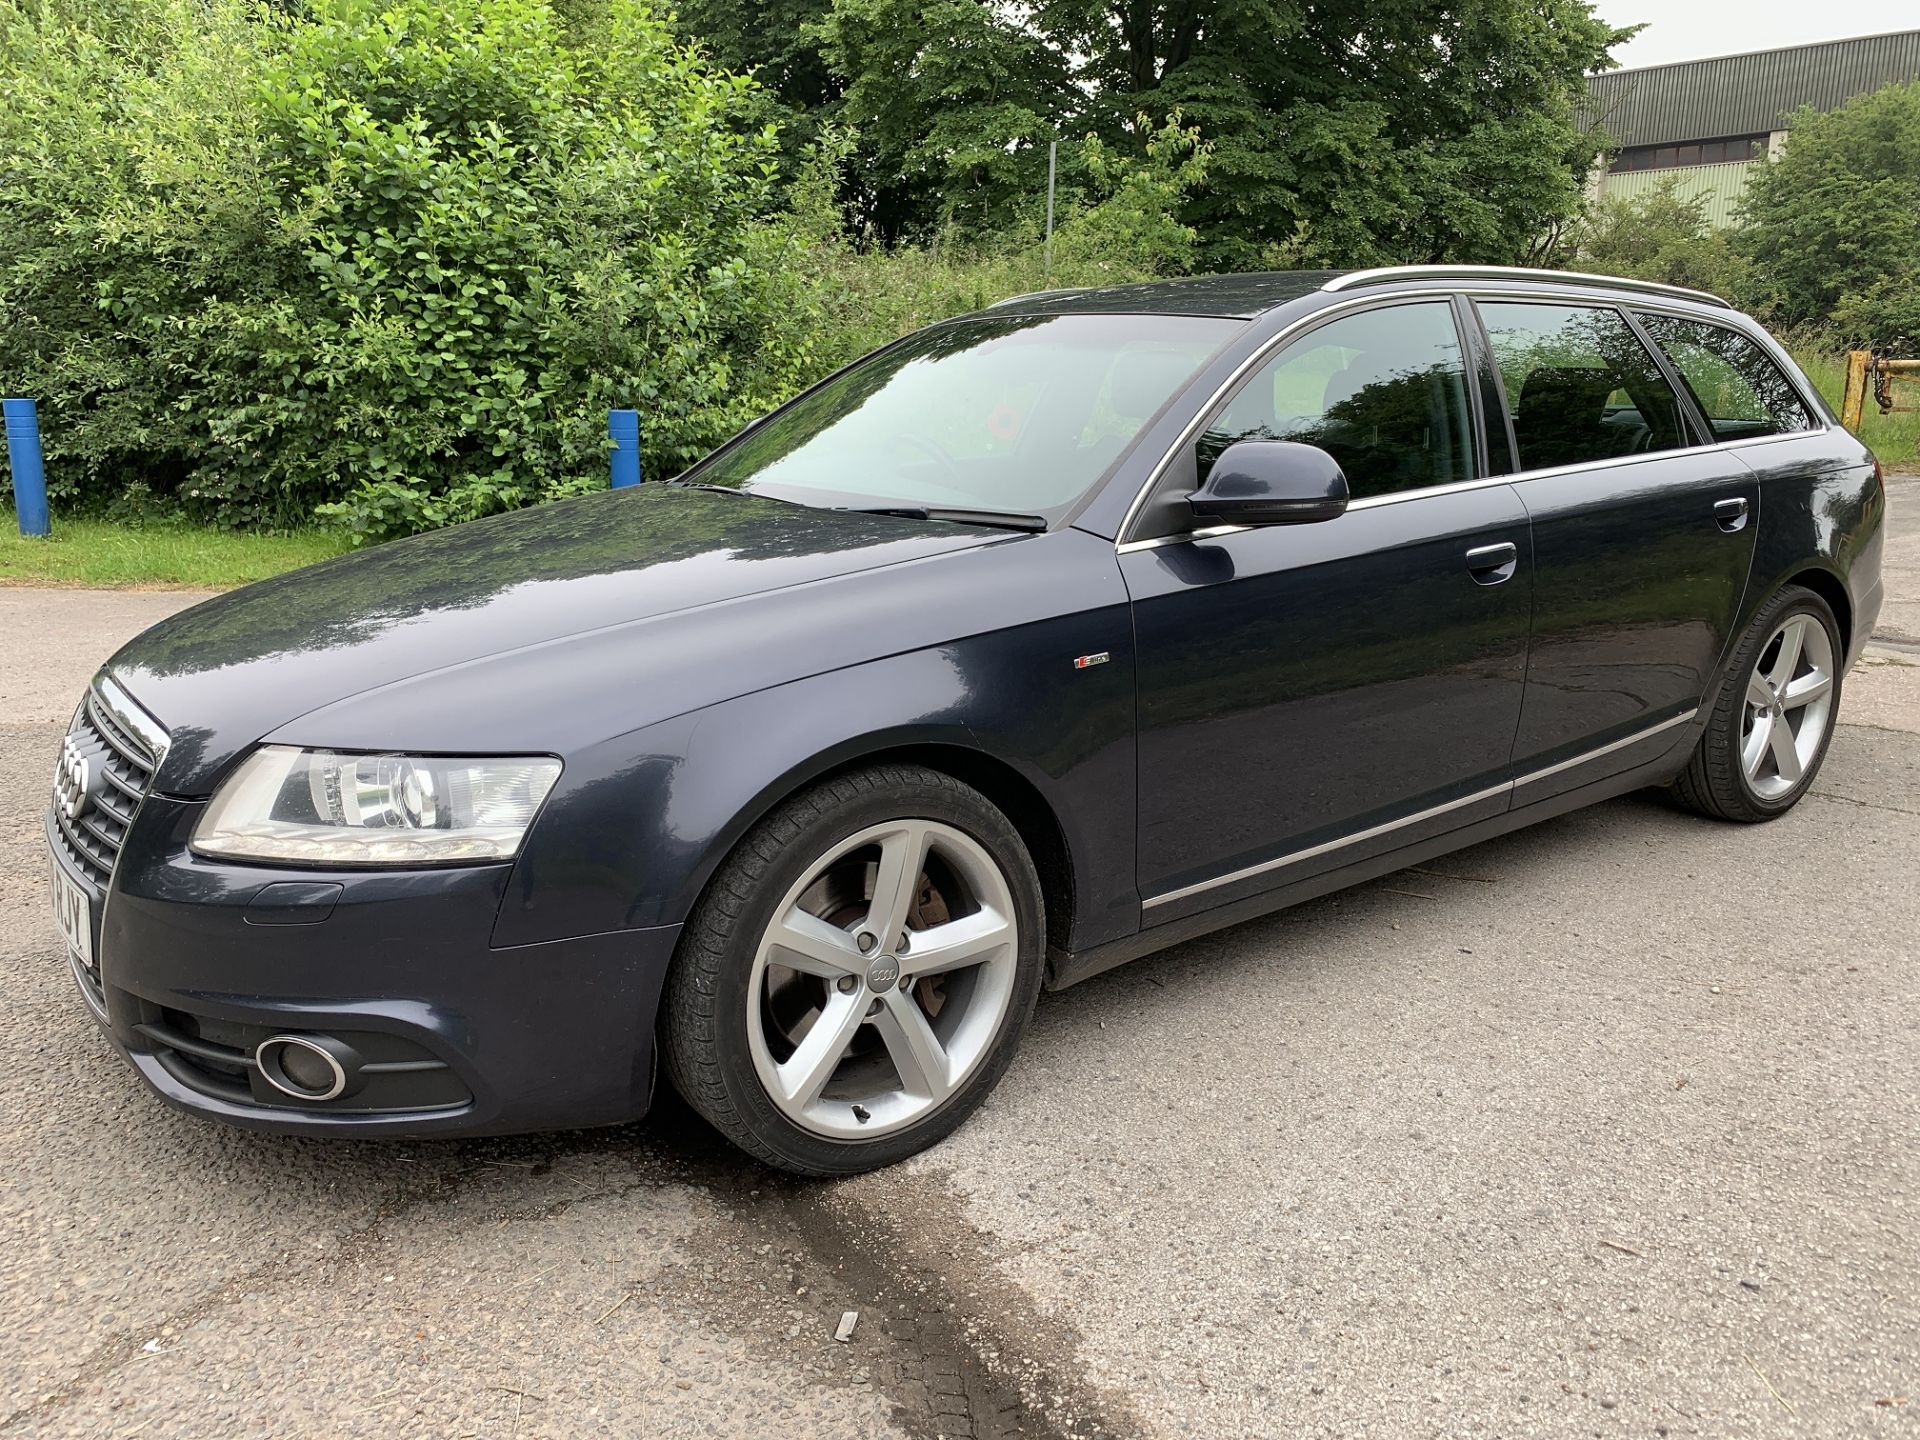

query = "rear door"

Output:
[[1473, 298, 1759, 798], [1123, 299, 1532, 920]]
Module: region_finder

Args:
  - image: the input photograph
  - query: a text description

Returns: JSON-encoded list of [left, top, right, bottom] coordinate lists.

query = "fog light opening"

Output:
[[256, 1034, 351, 1102]]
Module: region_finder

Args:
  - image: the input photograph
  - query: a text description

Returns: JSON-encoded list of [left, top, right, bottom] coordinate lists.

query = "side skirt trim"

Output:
[[1050, 731, 1697, 991], [1140, 708, 1697, 912]]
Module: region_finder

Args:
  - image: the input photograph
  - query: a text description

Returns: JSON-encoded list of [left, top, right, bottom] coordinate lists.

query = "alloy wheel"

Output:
[[746, 819, 1020, 1139], [1741, 612, 1835, 801]]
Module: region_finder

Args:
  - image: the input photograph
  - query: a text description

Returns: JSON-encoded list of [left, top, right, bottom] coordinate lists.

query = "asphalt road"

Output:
[[3, 478, 1916, 1439]]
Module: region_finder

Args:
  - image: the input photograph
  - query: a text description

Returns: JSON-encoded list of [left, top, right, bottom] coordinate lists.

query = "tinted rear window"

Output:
[[1636, 313, 1815, 441]]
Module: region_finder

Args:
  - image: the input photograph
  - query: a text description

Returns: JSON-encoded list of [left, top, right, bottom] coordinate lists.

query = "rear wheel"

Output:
[[662, 764, 1045, 1175], [1671, 585, 1842, 822]]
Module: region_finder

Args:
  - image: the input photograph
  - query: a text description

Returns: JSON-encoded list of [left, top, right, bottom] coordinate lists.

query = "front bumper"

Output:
[[53, 796, 680, 1137]]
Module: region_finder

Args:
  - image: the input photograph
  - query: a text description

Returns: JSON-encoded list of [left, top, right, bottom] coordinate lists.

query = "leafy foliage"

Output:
[[779, 115, 1209, 369], [8, 0, 1750, 544], [807, 0, 1622, 263], [671, 0, 846, 187], [0, 0, 820, 538], [813, 0, 1074, 238], [1737, 81, 1920, 349], [1559, 180, 1750, 295]]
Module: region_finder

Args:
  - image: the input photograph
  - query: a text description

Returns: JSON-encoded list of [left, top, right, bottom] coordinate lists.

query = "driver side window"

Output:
[[1197, 302, 1475, 500]]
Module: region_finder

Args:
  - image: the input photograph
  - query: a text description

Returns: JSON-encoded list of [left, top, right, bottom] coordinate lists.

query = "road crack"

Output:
[[1809, 790, 1920, 818]]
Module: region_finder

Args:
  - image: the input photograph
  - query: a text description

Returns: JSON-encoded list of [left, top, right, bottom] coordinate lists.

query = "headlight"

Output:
[[191, 747, 561, 866]]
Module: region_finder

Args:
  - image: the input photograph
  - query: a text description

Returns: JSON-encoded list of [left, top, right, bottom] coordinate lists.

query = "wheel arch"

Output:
[[680, 736, 1078, 955], [1781, 565, 1852, 657]]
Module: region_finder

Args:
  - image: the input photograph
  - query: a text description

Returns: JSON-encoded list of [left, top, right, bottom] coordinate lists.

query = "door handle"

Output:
[[1465, 542, 1518, 586], [1714, 496, 1750, 533]]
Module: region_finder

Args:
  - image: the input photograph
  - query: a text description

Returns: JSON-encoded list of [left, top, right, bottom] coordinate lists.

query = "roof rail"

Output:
[[1321, 265, 1732, 309]]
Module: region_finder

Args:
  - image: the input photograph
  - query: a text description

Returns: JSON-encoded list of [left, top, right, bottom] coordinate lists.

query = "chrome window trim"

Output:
[[1116, 430, 1823, 554], [1115, 286, 1838, 554], [1469, 291, 1832, 450], [1114, 293, 1465, 546], [1622, 303, 1829, 442], [1324, 265, 1732, 310], [1346, 474, 1526, 511], [1140, 708, 1699, 910], [1116, 524, 1250, 554]]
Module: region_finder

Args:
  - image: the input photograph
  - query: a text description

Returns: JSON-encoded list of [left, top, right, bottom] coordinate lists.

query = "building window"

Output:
[[1610, 135, 1768, 172]]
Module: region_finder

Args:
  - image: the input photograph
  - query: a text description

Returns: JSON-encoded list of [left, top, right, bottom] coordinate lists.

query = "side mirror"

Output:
[[1187, 441, 1349, 526]]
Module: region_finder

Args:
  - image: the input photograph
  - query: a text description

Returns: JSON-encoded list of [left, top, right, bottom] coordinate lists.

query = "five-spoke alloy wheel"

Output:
[[748, 818, 1020, 1139], [1740, 611, 1836, 801], [663, 764, 1044, 1175], [1673, 584, 1843, 822]]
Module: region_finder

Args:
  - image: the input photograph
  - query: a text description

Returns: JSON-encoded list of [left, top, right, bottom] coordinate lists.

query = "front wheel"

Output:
[[1671, 585, 1842, 822], [662, 764, 1045, 1175]]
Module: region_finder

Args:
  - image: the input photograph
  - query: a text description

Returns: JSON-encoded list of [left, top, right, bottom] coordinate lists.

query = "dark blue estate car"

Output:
[[48, 266, 1885, 1173]]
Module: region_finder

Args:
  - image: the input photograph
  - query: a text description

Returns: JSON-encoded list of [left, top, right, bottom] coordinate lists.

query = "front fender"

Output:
[[491, 589, 1139, 952]]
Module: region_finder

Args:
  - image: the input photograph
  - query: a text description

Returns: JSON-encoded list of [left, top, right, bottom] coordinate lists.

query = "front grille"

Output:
[[51, 681, 162, 887]]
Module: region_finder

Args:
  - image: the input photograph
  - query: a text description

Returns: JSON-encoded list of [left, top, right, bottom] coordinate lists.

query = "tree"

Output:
[[672, 0, 844, 183], [1560, 179, 1749, 295], [800, 0, 1625, 260], [814, 0, 1078, 239], [1738, 81, 1920, 346]]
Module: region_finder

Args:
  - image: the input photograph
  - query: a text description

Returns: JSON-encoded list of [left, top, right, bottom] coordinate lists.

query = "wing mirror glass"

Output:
[[1187, 441, 1350, 526]]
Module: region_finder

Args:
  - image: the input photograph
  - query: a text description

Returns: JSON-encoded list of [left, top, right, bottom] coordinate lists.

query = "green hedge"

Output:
[[0, 0, 822, 539]]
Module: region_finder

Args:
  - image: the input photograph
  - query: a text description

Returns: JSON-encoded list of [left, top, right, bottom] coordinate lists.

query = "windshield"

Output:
[[686, 313, 1243, 523]]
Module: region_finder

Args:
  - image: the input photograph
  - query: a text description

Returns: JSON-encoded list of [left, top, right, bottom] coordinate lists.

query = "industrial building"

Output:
[[1585, 29, 1920, 226]]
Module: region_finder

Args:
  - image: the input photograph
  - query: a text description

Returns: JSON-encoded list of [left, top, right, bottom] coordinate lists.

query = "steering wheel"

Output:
[[889, 433, 966, 487]]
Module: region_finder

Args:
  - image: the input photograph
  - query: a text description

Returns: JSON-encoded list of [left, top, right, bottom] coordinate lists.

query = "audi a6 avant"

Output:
[[48, 266, 1884, 1173]]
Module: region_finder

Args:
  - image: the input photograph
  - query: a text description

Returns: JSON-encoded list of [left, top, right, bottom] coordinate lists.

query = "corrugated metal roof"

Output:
[[1585, 29, 1920, 149]]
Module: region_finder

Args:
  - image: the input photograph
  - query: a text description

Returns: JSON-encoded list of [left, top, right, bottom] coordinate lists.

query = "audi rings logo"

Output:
[[54, 735, 96, 820], [865, 958, 901, 991]]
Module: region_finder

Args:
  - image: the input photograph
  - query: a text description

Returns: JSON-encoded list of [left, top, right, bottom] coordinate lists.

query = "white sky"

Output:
[[1592, 4, 1912, 69]]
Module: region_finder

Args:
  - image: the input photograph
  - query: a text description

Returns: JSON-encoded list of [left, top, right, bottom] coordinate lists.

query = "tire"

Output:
[[1671, 584, 1843, 822], [661, 763, 1046, 1175]]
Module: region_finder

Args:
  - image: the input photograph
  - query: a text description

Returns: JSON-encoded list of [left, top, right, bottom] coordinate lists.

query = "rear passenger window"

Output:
[[1635, 313, 1814, 440], [1197, 302, 1474, 500], [1477, 302, 1686, 472]]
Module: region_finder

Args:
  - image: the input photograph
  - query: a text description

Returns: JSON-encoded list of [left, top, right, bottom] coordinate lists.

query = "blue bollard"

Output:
[[4, 398, 51, 536], [609, 409, 642, 489]]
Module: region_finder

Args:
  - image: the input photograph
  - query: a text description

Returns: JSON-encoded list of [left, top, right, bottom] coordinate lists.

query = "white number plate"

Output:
[[48, 852, 95, 967]]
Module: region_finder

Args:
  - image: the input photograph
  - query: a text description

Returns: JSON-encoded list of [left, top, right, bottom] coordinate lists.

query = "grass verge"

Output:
[[1796, 349, 1920, 468], [0, 513, 350, 589]]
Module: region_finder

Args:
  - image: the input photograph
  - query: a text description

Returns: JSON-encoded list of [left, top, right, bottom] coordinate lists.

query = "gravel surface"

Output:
[[3, 478, 1915, 1437]]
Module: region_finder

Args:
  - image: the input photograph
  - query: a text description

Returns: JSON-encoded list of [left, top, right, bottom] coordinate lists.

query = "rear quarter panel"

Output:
[[1735, 429, 1883, 667]]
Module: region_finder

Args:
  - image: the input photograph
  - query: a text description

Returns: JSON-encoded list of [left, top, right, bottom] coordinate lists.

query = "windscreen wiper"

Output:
[[838, 505, 1048, 532], [666, 481, 748, 496]]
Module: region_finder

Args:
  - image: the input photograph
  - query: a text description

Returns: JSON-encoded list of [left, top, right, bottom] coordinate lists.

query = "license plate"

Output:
[[49, 853, 95, 968]]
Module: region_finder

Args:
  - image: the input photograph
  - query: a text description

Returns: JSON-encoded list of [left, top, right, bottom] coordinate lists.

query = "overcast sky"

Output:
[[1592, 4, 1911, 69]]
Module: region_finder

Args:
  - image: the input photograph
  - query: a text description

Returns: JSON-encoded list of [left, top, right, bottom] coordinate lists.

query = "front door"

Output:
[[1473, 299, 1761, 797], [1123, 300, 1533, 922]]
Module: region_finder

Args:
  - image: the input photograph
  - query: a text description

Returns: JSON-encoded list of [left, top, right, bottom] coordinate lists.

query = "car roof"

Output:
[[988, 271, 1348, 319], [988, 266, 1733, 320]]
